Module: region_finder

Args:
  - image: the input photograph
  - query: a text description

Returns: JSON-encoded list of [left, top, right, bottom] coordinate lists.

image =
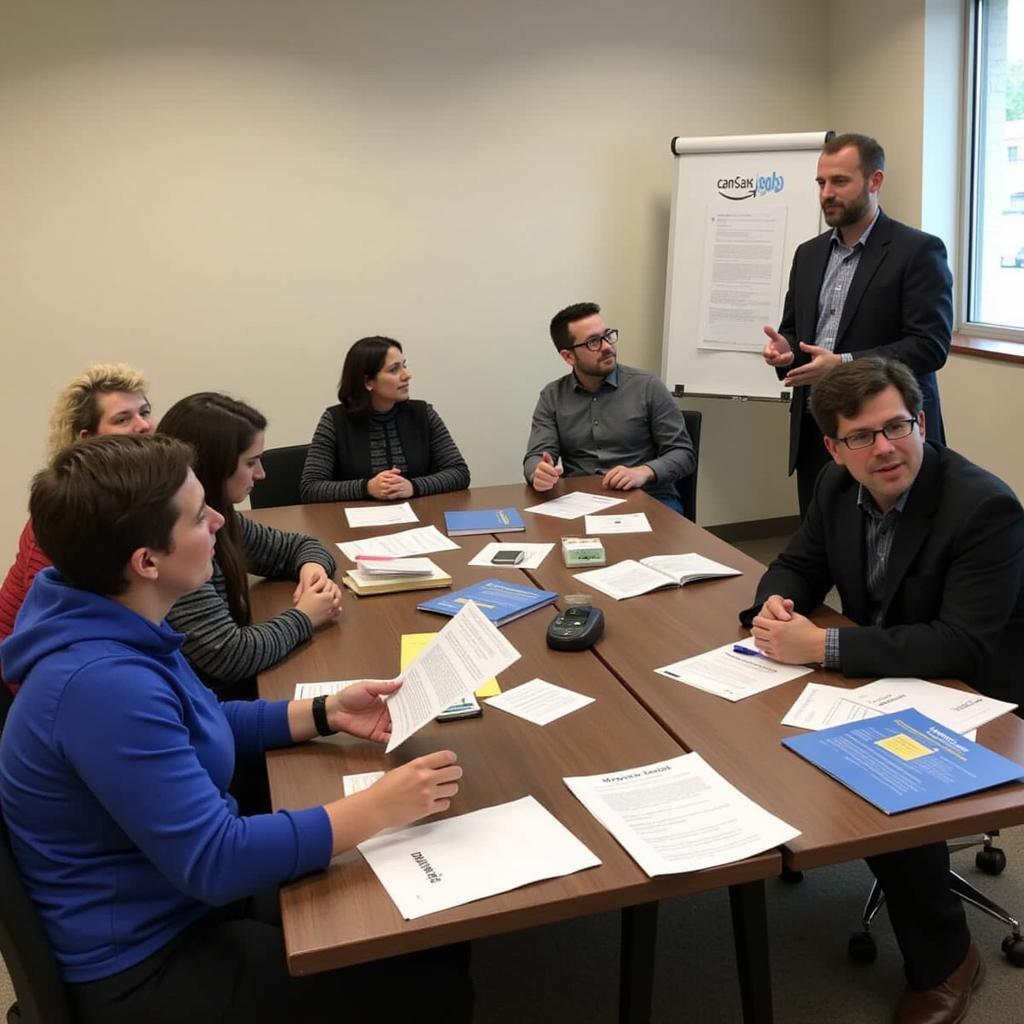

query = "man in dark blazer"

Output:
[[761, 133, 953, 517], [740, 357, 1024, 1024]]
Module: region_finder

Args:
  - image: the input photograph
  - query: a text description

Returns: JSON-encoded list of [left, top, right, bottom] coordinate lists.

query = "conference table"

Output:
[[250, 492, 782, 1024], [249, 478, 1024, 1021]]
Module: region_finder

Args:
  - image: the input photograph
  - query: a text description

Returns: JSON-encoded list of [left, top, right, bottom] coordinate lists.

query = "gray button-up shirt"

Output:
[[522, 364, 695, 501]]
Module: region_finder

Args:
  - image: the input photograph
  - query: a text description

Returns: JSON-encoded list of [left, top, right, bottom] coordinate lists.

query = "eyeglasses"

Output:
[[834, 418, 917, 451], [569, 328, 619, 352]]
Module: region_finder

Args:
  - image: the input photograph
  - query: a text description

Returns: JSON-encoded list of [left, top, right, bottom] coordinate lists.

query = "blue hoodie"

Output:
[[0, 569, 332, 983]]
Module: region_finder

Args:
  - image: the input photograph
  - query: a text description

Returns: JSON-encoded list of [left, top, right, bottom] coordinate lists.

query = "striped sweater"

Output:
[[166, 515, 336, 694], [300, 403, 470, 503]]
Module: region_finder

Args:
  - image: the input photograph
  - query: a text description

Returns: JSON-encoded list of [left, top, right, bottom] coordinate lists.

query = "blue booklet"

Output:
[[418, 578, 557, 626], [443, 508, 525, 537], [783, 708, 1024, 814]]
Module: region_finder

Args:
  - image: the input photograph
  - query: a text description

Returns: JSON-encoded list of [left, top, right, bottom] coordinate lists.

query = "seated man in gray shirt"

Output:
[[523, 302, 695, 515]]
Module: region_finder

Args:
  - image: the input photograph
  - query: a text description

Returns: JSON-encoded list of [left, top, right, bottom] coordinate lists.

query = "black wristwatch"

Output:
[[311, 694, 337, 737]]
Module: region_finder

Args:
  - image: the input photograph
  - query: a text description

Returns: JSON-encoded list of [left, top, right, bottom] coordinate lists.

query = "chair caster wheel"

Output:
[[976, 846, 1007, 875], [1001, 934, 1024, 967], [848, 931, 878, 963], [779, 866, 803, 884]]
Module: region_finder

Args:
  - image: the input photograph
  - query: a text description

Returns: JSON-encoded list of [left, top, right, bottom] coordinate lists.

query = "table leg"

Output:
[[619, 901, 658, 1024], [729, 881, 774, 1024]]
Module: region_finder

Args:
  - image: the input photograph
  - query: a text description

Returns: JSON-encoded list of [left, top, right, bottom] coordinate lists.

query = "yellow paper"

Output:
[[400, 632, 501, 697], [875, 734, 934, 761]]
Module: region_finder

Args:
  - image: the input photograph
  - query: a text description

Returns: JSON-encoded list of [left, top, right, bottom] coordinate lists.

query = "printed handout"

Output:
[[564, 753, 799, 875], [358, 795, 600, 919]]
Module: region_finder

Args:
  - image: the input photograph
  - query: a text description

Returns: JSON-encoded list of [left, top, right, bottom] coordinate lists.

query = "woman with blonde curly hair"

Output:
[[0, 364, 153, 678]]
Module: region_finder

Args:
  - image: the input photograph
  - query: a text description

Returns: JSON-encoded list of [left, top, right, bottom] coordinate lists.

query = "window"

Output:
[[967, 0, 1024, 331]]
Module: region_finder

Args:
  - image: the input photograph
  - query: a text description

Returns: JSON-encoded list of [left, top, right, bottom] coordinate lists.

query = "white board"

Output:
[[662, 131, 830, 400]]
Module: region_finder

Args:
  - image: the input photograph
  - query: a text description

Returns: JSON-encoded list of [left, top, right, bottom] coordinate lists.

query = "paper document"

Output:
[[294, 679, 389, 699], [354, 556, 438, 576], [485, 678, 594, 725], [344, 502, 419, 528], [583, 513, 652, 534], [697, 206, 788, 352], [574, 554, 740, 600], [468, 542, 555, 570], [656, 640, 813, 701], [524, 492, 626, 519], [782, 683, 883, 730], [386, 601, 520, 752], [337, 525, 459, 562], [343, 771, 385, 797], [358, 795, 600, 919], [401, 632, 500, 698], [564, 753, 799, 875], [847, 678, 1018, 735]]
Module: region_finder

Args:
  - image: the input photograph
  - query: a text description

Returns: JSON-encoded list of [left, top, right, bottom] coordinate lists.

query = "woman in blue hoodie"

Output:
[[0, 434, 470, 1024]]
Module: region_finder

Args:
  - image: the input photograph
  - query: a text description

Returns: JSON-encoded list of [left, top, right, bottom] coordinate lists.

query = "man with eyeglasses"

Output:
[[523, 302, 695, 515], [760, 133, 952, 519], [740, 357, 1024, 1024]]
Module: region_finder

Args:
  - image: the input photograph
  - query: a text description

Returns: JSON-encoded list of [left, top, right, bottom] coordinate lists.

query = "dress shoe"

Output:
[[894, 941, 985, 1024]]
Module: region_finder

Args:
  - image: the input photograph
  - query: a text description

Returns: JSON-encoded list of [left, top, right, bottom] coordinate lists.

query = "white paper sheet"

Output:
[[343, 771, 385, 797], [358, 795, 600, 919], [781, 683, 883, 730], [655, 640, 813, 701], [485, 678, 595, 725], [564, 753, 799, 876], [583, 513, 652, 534], [385, 600, 521, 752], [344, 502, 419, 528], [337, 525, 460, 562], [847, 678, 1018, 735], [294, 679, 385, 699], [697, 206, 788, 352], [524, 492, 626, 519], [467, 542, 556, 570]]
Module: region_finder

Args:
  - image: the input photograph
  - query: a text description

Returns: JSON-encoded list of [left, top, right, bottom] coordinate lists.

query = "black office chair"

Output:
[[0, 686, 77, 1023], [675, 409, 702, 523], [848, 833, 1024, 967], [249, 443, 310, 510]]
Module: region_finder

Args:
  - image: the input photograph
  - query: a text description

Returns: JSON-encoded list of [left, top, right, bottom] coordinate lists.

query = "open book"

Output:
[[573, 553, 740, 601]]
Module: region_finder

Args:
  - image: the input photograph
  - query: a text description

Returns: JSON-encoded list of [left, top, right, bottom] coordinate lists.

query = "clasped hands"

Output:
[[368, 466, 414, 500], [531, 451, 652, 492], [750, 594, 826, 665], [292, 561, 343, 628], [761, 326, 842, 388]]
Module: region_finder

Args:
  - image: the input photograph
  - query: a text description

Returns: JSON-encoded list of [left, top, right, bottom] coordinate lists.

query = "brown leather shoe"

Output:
[[894, 941, 985, 1024]]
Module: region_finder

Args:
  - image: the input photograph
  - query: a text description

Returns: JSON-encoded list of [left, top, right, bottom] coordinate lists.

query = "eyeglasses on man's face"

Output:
[[834, 417, 917, 451], [569, 328, 619, 352]]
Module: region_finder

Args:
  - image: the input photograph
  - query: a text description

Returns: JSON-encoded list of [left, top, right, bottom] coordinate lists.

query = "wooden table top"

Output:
[[249, 491, 781, 974], [476, 478, 1024, 871]]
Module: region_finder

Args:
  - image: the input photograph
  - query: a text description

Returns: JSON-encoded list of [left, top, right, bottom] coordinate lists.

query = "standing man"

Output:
[[523, 302, 695, 515], [762, 133, 952, 517], [741, 357, 1024, 1024]]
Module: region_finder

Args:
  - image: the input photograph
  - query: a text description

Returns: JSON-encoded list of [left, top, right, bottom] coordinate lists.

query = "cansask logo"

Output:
[[716, 172, 785, 201]]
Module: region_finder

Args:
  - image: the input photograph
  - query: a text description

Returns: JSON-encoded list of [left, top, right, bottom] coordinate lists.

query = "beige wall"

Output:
[[0, 0, 830, 560], [2, 0, 1011, 567]]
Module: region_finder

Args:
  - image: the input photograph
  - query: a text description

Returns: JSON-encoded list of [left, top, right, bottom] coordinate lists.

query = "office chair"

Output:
[[676, 409, 702, 523], [249, 443, 310, 509], [848, 832, 1024, 968], [0, 686, 77, 1023]]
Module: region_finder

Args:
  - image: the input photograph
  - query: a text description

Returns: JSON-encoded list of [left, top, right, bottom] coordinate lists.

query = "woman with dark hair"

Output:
[[300, 336, 470, 503], [159, 393, 342, 701]]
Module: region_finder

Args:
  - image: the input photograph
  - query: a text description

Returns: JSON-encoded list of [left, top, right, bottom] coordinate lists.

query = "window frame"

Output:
[[959, 0, 1024, 351]]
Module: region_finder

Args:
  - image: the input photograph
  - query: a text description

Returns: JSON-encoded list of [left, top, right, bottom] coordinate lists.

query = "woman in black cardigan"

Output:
[[300, 336, 470, 503]]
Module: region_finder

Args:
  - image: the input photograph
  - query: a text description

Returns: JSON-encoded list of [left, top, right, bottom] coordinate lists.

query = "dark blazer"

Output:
[[740, 442, 1024, 705], [778, 210, 953, 474]]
